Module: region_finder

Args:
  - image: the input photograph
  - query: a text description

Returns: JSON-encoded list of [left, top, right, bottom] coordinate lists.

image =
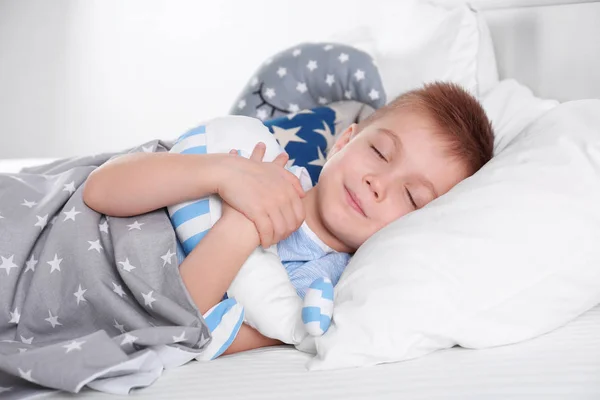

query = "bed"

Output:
[[2, 0, 600, 399]]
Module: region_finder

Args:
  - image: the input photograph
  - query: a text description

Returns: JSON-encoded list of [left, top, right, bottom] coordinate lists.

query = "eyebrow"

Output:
[[377, 128, 439, 199]]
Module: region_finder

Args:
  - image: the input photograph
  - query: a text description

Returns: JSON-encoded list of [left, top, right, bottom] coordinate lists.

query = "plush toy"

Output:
[[173, 43, 386, 357], [168, 116, 334, 351]]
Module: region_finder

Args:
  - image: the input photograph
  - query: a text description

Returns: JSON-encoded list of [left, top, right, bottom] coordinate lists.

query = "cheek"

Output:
[[375, 203, 410, 228]]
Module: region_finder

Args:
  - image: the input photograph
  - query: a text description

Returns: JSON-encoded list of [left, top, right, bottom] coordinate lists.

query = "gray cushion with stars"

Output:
[[230, 42, 386, 121]]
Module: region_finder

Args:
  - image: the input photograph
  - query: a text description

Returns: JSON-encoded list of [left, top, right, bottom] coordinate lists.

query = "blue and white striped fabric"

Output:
[[196, 298, 245, 361], [302, 277, 335, 336], [168, 116, 338, 343], [167, 125, 212, 256]]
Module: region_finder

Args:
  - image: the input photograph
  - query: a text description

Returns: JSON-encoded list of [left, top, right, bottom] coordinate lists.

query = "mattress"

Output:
[[52, 304, 600, 399], [3, 158, 600, 399]]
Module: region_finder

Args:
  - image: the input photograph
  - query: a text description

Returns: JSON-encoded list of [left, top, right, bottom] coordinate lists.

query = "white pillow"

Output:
[[299, 99, 600, 370], [328, 1, 497, 99]]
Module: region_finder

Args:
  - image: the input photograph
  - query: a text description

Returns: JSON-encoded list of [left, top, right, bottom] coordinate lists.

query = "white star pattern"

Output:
[[142, 145, 154, 153], [45, 310, 62, 328], [318, 97, 328, 105], [263, 57, 273, 65], [74, 284, 87, 305], [369, 89, 380, 100], [288, 103, 300, 113], [99, 220, 109, 234], [271, 125, 306, 149], [0, 212, 4, 220], [296, 82, 308, 94], [21, 199, 37, 208], [18, 368, 34, 382], [250, 76, 259, 87], [88, 239, 103, 253], [63, 339, 85, 353], [8, 307, 20, 324], [0, 255, 18, 276], [256, 109, 268, 121], [344, 90, 353, 100], [18, 348, 27, 353], [24, 255, 38, 273], [338, 53, 349, 63], [47, 254, 62, 273], [172, 331, 186, 343], [292, 48, 301, 57], [127, 220, 144, 230], [354, 69, 366, 81], [142, 290, 157, 308], [161, 249, 175, 266], [265, 87, 276, 98], [118, 258, 136, 272], [325, 74, 335, 86], [276, 67, 287, 77], [63, 181, 76, 195], [0, 386, 12, 394], [112, 282, 126, 297], [34, 214, 48, 229], [307, 60, 318, 71], [63, 206, 81, 221], [114, 319, 126, 333], [121, 333, 138, 346], [197, 331, 210, 348], [314, 121, 336, 152], [237, 99, 246, 110], [20, 335, 33, 344], [308, 147, 327, 167], [324, 44, 334, 51]]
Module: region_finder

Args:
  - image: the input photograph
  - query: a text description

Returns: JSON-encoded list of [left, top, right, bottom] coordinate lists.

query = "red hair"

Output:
[[358, 82, 494, 175]]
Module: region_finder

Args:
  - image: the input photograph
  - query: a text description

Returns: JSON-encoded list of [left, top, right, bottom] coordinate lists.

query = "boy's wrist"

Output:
[[193, 153, 230, 198], [220, 210, 260, 248]]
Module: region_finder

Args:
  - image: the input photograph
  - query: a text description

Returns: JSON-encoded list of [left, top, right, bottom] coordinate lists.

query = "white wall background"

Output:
[[0, 0, 382, 159], [2, 0, 599, 159]]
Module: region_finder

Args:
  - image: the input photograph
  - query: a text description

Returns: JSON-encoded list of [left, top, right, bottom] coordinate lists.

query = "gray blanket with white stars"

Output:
[[0, 140, 211, 398]]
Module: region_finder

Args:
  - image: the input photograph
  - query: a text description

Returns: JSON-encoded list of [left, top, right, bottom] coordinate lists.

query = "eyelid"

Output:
[[370, 144, 387, 161]]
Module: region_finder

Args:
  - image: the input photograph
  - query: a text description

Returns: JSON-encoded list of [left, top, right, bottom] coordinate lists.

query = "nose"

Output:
[[365, 176, 384, 202]]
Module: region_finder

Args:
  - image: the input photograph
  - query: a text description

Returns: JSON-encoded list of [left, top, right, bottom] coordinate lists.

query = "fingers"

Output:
[[229, 149, 238, 155], [250, 142, 266, 162], [272, 152, 289, 167], [269, 208, 288, 245], [284, 170, 305, 198], [254, 211, 273, 249]]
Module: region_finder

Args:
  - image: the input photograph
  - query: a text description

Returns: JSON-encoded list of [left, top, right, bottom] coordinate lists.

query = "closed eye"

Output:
[[370, 145, 386, 161], [405, 187, 417, 209]]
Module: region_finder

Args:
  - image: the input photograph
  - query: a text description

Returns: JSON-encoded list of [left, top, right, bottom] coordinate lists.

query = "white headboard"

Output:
[[473, 0, 600, 102]]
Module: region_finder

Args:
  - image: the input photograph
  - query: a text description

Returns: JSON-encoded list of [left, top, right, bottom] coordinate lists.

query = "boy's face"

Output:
[[316, 110, 469, 251]]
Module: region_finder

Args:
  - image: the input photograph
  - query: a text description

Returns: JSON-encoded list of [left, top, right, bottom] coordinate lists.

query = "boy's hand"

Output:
[[217, 144, 305, 248]]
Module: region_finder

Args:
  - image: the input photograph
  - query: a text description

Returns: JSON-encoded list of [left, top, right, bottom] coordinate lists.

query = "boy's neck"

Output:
[[302, 186, 353, 254]]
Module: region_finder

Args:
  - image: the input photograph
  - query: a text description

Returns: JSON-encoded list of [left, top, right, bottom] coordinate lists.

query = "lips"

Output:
[[345, 187, 366, 217]]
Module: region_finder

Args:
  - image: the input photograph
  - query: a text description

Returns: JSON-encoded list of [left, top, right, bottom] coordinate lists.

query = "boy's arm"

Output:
[[179, 209, 259, 314], [179, 207, 282, 354], [83, 152, 226, 217]]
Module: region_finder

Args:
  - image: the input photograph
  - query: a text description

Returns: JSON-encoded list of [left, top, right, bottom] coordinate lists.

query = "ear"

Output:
[[328, 123, 358, 159]]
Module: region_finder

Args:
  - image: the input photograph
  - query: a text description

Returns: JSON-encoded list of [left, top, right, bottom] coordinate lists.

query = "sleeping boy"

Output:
[[83, 81, 494, 356]]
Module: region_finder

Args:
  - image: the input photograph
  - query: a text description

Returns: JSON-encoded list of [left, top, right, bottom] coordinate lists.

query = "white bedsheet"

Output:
[[43, 304, 599, 399]]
